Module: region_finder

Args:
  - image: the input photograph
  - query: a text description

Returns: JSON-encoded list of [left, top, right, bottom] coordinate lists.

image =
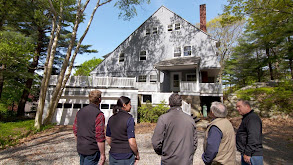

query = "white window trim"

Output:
[[139, 50, 147, 61], [153, 27, 158, 34], [186, 73, 196, 81], [174, 46, 181, 57], [184, 46, 192, 56], [150, 75, 157, 83], [175, 23, 181, 30], [167, 24, 173, 31], [138, 75, 147, 82], [119, 53, 125, 62], [146, 28, 151, 36]]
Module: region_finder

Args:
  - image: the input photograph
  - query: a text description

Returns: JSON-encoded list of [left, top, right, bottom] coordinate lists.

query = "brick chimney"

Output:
[[200, 4, 207, 32]]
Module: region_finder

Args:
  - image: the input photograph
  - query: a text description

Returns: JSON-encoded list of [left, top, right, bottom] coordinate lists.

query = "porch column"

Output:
[[196, 65, 200, 92]]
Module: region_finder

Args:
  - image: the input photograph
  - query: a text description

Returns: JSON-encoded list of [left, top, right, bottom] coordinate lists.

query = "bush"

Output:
[[138, 100, 169, 123], [236, 82, 293, 115], [0, 103, 16, 121]]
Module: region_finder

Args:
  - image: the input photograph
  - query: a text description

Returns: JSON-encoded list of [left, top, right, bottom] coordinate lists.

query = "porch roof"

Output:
[[154, 57, 200, 70]]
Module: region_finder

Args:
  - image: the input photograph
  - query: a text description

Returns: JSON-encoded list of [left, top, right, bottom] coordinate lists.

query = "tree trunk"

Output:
[[0, 64, 4, 99], [266, 47, 274, 80], [34, 17, 58, 130], [288, 37, 293, 79], [17, 28, 44, 117]]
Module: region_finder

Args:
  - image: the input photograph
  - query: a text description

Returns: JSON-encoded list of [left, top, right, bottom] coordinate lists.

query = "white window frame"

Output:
[[138, 75, 147, 82], [146, 28, 151, 35], [168, 24, 173, 31], [175, 23, 181, 30], [142, 94, 152, 103], [174, 46, 181, 57], [139, 50, 147, 61], [119, 53, 125, 62], [153, 27, 158, 34], [184, 46, 192, 56], [150, 75, 157, 82], [186, 73, 196, 81]]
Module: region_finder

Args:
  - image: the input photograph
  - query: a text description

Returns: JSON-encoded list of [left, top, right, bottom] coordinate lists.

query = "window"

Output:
[[174, 47, 181, 57], [153, 27, 158, 34], [73, 104, 82, 109], [143, 95, 152, 103], [57, 103, 63, 108], [175, 23, 181, 30], [138, 75, 147, 82], [119, 53, 125, 62], [168, 24, 173, 31], [83, 104, 89, 107], [110, 104, 115, 109], [184, 46, 192, 56], [101, 104, 109, 109], [146, 28, 151, 35], [64, 103, 72, 108], [150, 75, 157, 82], [139, 51, 147, 61], [186, 74, 196, 81]]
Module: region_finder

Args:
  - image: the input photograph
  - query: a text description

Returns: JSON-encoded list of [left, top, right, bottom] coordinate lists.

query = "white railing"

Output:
[[135, 82, 159, 92], [93, 77, 136, 88], [200, 83, 222, 94], [180, 82, 198, 92], [182, 101, 191, 115], [49, 75, 136, 88]]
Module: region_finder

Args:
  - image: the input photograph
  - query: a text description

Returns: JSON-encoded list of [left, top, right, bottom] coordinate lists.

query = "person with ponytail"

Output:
[[106, 96, 140, 165]]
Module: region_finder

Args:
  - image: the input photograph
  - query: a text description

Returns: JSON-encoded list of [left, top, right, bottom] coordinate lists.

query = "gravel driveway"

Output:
[[0, 124, 292, 165]]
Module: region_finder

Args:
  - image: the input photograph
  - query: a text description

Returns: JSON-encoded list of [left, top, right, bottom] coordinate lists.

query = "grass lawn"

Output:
[[0, 119, 54, 149]]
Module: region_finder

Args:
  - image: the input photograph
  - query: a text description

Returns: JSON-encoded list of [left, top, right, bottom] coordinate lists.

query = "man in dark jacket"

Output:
[[73, 90, 106, 165], [152, 93, 197, 165], [236, 99, 263, 165]]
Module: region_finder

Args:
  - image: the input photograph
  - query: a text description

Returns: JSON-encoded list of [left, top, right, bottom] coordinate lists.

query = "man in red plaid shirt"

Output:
[[73, 90, 105, 165]]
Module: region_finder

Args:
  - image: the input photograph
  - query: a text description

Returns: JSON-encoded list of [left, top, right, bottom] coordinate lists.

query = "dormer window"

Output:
[[184, 46, 191, 56], [174, 47, 181, 57], [168, 24, 173, 31], [146, 28, 151, 35], [153, 27, 158, 34], [139, 51, 147, 61], [119, 53, 125, 62], [175, 23, 181, 30]]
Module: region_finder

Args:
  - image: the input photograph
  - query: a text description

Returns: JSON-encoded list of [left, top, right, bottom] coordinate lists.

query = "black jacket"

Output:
[[236, 110, 263, 156]]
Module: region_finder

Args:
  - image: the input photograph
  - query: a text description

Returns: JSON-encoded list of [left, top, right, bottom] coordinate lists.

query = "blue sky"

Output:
[[75, 0, 228, 65]]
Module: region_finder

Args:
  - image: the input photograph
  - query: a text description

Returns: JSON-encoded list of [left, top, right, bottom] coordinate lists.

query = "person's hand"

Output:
[[99, 154, 106, 165], [134, 154, 140, 165], [243, 154, 251, 164]]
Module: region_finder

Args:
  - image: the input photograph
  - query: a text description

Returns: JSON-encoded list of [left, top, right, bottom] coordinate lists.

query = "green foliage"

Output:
[[0, 119, 55, 149], [236, 82, 293, 114], [0, 103, 15, 120], [138, 100, 169, 123], [74, 58, 103, 76]]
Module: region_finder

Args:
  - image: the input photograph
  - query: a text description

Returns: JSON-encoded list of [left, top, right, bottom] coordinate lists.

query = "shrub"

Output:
[[236, 83, 293, 115], [138, 100, 169, 123], [0, 103, 16, 121]]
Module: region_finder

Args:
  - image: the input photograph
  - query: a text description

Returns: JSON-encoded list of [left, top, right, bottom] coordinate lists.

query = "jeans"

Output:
[[241, 155, 263, 165], [79, 151, 100, 165], [109, 154, 135, 165]]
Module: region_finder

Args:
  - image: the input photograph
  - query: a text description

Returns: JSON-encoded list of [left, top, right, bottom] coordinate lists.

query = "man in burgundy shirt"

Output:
[[73, 90, 105, 165]]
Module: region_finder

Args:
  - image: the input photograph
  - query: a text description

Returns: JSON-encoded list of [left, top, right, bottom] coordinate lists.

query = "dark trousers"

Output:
[[79, 151, 100, 165], [109, 154, 135, 165]]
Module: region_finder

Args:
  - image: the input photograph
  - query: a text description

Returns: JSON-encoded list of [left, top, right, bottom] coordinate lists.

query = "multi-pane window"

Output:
[[186, 74, 196, 81], [150, 75, 157, 82], [184, 46, 192, 56], [119, 53, 125, 62], [143, 95, 152, 103], [174, 47, 181, 57], [146, 28, 151, 35], [168, 24, 173, 31], [138, 75, 147, 82], [153, 27, 158, 34], [175, 23, 181, 30], [139, 51, 147, 61]]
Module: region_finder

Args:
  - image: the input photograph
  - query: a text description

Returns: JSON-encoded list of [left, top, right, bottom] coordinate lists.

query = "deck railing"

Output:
[[49, 75, 136, 88], [180, 81, 222, 94], [180, 82, 198, 92]]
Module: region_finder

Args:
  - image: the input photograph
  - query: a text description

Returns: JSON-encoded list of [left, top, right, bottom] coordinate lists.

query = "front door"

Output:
[[170, 72, 181, 92]]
